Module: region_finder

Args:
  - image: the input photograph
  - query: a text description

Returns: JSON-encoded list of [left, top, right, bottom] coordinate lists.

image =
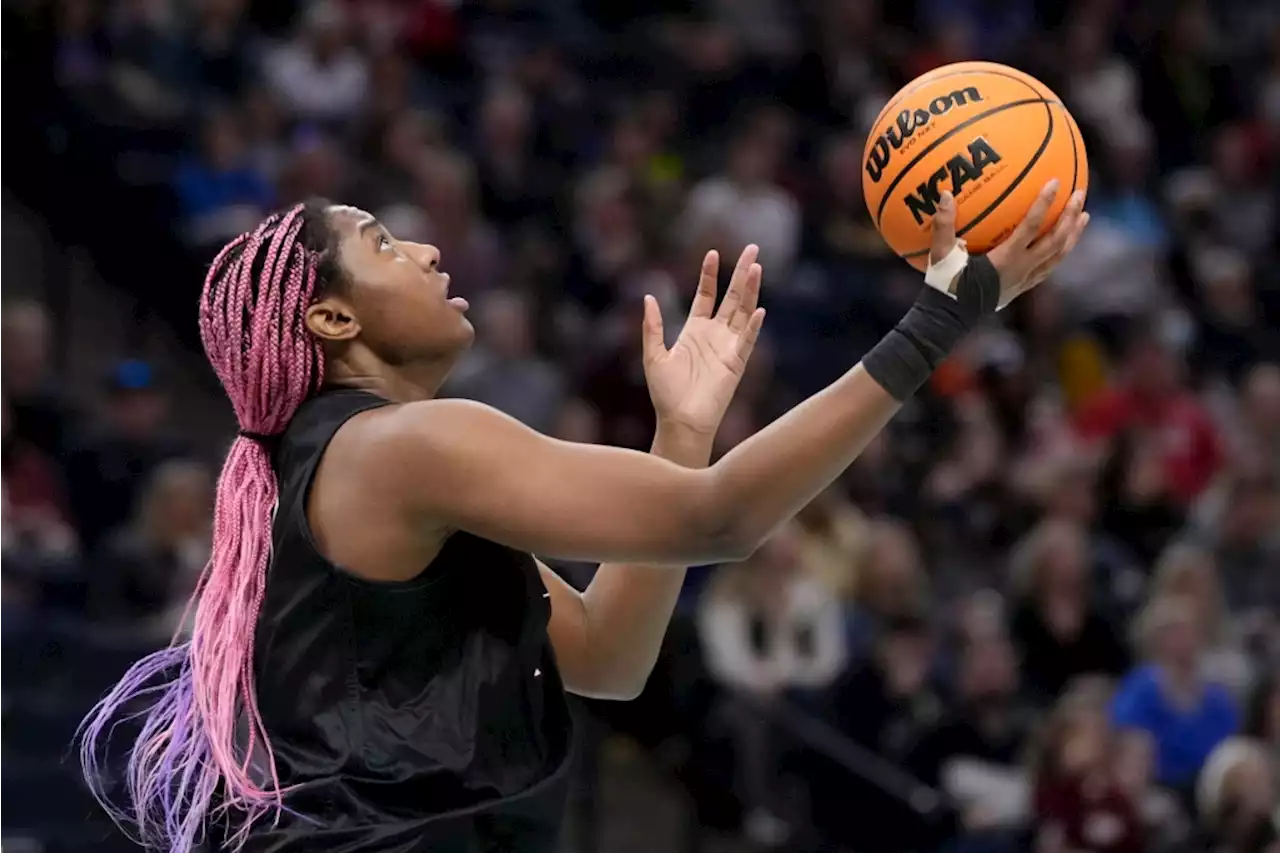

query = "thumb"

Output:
[[641, 295, 666, 364], [929, 190, 958, 267]]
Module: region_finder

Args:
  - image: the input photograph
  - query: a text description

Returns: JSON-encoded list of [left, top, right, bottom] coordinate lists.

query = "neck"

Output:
[[325, 357, 453, 403], [1159, 660, 1200, 698]]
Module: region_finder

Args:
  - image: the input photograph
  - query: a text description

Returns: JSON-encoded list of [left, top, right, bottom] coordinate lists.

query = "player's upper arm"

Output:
[[363, 399, 746, 565]]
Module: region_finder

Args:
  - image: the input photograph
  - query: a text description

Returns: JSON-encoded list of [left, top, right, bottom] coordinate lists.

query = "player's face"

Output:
[[312, 205, 474, 362]]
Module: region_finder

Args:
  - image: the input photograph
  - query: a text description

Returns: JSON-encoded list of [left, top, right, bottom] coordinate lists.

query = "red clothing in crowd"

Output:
[[2, 441, 69, 523], [1035, 775, 1144, 853], [1074, 387, 1223, 503], [343, 0, 460, 55]]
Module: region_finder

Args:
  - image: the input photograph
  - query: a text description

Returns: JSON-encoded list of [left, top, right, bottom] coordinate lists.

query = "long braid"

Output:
[[79, 204, 330, 852]]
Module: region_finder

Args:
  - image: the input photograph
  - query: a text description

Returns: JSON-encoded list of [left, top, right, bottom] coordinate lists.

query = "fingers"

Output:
[[1033, 191, 1087, 257], [1062, 211, 1090, 256], [1008, 179, 1060, 249], [1026, 207, 1090, 289], [715, 244, 759, 325], [929, 191, 958, 266], [641, 294, 667, 365], [689, 250, 720, 320], [1027, 193, 1087, 277], [728, 262, 763, 333], [735, 308, 767, 362]]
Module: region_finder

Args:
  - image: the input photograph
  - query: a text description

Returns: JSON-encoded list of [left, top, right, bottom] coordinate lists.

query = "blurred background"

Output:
[[2, 0, 1279, 851]]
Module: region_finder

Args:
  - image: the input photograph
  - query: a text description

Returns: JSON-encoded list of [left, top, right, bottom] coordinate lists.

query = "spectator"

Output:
[[1030, 682, 1145, 853], [1230, 363, 1280, 482], [472, 84, 554, 230], [174, 106, 274, 250], [793, 487, 867, 601], [1076, 326, 1224, 504], [1190, 470, 1280, 615], [1014, 450, 1125, 594], [1148, 542, 1254, 696], [181, 0, 256, 97], [802, 130, 895, 268], [1, 300, 76, 457], [564, 167, 647, 316], [1191, 249, 1278, 386], [362, 48, 417, 127], [90, 459, 213, 636], [814, 610, 944, 853], [1062, 13, 1141, 138], [239, 84, 290, 182], [64, 360, 188, 550], [1, 397, 74, 553], [603, 108, 683, 226], [698, 522, 847, 696], [1242, 676, 1279, 759], [1086, 120, 1168, 254], [698, 522, 846, 847], [1097, 429, 1186, 568], [1200, 126, 1276, 260], [846, 517, 931, 656], [1114, 728, 1192, 852], [679, 107, 800, 279], [355, 107, 446, 213], [1195, 738, 1279, 853], [104, 0, 186, 120], [1137, 0, 1238, 171], [707, 0, 798, 62], [1111, 593, 1241, 793], [1008, 519, 1130, 704], [443, 289, 566, 435], [923, 392, 1008, 550], [411, 150, 505, 299], [278, 128, 350, 204], [264, 0, 368, 124], [908, 626, 1034, 842]]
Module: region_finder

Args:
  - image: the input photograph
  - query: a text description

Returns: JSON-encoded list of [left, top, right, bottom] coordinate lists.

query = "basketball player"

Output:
[[80, 181, 1087, 852]]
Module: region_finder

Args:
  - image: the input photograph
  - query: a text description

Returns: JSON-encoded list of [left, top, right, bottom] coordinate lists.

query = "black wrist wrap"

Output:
[[862, 254, 1001, 401]]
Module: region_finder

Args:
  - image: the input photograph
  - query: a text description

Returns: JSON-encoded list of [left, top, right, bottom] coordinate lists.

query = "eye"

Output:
[[378, 234, 393, 252]]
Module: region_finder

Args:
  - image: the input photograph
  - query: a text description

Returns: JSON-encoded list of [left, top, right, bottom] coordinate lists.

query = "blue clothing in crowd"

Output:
[[1109, 664, 1239, 790], [174, 160, 273, 221]]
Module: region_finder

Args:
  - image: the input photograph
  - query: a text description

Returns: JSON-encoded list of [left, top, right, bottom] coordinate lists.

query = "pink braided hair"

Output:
[[79, 204, 331, 851]]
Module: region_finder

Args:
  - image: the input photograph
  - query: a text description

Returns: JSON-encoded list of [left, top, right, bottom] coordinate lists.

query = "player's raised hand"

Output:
[[641, 245, 766, 436], [928, 181, 1089, 308], [987, 181, 1089, 304]]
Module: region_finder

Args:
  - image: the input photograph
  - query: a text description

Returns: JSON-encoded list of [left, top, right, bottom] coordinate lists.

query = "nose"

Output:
[[405, 242, 441, 270]]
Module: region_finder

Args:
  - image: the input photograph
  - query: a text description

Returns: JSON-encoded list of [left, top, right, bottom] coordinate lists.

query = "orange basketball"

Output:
[[862, 61, 1088, 271]]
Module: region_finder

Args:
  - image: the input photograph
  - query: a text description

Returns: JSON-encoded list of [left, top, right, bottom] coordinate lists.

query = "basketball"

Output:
[[862, 61, 1088, 270]]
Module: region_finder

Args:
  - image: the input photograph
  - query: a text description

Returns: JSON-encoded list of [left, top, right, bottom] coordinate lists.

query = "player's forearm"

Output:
[[701, 362, 901, 553], [578, 421, 711, 699], [701, 267, 1000, 555]]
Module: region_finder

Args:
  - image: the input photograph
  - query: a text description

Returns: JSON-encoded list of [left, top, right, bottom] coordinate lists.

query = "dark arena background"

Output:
[[3, 1, 1279, 852]]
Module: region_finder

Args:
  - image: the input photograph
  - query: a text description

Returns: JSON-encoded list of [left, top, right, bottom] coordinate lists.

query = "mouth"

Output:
[[442, 274, 468, 312]]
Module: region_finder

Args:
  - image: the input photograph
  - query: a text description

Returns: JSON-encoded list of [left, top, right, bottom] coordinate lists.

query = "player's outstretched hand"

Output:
[[641, 245, 766, 436], [929, 180, 1089, 308]]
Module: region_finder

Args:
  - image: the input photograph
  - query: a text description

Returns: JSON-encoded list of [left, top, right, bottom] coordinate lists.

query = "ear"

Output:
[[305, 297, 361, 342]]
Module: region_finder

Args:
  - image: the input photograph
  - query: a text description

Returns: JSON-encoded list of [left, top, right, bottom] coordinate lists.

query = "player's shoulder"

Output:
[[338, 398, 535, 483], [341, 397, 506, 451]]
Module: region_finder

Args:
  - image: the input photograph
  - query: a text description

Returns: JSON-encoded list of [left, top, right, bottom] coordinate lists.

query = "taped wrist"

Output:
[[862, 254, 1001, 401]]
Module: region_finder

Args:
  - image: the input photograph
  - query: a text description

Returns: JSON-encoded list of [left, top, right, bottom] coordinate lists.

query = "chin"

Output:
[[452, 316, 476, 348]]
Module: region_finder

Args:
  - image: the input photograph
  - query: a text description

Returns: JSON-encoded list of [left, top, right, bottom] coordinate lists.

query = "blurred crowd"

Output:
[[4, 0, 1280, 852]]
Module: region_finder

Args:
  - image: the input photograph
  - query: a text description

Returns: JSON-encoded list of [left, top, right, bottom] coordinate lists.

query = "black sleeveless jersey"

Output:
[[241, 389, 574, 852]]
